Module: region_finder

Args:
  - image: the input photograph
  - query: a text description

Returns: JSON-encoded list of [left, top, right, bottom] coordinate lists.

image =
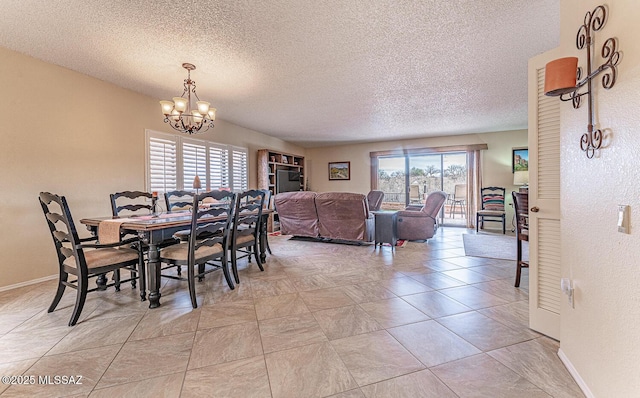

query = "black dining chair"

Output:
[[110, 190, 154, 217], [164, 190, 195, 213], [512, 191, 529, 288], [39, 192, 145, 326], [158, 190, 236, 308], [230, 190, 266, 284]]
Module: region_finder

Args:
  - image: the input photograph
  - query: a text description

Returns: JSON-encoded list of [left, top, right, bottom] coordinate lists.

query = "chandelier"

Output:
[[159, 63, 216, 135]]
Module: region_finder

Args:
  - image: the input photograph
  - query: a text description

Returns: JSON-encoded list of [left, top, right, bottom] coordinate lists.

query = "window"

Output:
[[147, 133, 177, 193], [230, 146, 248, 191], [209, 144, 229, 190], [146, 130, 248, 193], [182, 139, 207, 190], [370, 144, 487, 227]]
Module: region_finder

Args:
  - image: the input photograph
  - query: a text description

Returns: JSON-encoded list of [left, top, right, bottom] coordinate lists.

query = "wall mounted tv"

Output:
[[276, 170, 301, 193]]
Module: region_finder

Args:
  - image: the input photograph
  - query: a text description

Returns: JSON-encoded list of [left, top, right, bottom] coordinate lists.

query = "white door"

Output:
[[527, 49, 562, 339]]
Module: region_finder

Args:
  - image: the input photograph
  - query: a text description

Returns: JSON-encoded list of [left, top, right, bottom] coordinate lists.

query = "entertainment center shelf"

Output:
[[257, 149, 305, 196], [257, 149, 305, 232]]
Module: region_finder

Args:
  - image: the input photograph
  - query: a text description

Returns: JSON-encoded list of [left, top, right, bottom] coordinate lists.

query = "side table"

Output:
[[372, 210, 398, 249]]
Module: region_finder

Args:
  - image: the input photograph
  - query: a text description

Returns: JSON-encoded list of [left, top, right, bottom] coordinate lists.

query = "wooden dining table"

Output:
[[80, 209, 272, 308]]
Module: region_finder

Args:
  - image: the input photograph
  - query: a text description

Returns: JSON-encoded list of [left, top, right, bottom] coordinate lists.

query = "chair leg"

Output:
[[253, 238, 264, 272], [130, 268, 137, 289], [476, 215, 480, 232], [198, 263, 205, 282], [231, 243, 240, 285], [515, 239, 523, 288], [187, 263, 198, 309], [113, 269, 121, 291], [69, 276, 88, 326], [264, 234, 272, 255], [48, 271, 68, 313], [502, 216, 506, 234], [224, 252, 236, 289]]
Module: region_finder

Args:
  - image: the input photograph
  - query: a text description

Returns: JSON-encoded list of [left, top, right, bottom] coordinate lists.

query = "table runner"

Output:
[[98, 218, 138, 244]]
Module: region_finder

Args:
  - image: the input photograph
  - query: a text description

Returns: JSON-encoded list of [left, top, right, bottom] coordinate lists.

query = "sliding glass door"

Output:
[[377, 152, 467, 225]]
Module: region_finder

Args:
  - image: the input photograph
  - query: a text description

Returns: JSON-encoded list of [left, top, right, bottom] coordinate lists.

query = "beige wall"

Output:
[[306, 130, 528, 224], [0, 47, 302, 289], [558, 1, 640, 396]]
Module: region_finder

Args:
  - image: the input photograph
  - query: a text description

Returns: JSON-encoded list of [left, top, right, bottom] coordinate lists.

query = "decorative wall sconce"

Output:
[[544, 5, 621, 159]]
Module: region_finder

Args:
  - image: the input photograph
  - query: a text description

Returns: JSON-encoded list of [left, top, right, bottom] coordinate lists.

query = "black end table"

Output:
[[372, 210, 398, 249]]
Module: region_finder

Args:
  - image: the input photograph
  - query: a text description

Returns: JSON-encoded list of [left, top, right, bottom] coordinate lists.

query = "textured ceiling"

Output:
[[0, 0, 558, 147]]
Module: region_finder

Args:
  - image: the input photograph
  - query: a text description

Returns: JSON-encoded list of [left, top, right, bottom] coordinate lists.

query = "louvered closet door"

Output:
[[527, 50, 562, 339]]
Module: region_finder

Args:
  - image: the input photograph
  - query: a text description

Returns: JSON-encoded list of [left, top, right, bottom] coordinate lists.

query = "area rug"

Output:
[[462, 233, 529, 261]]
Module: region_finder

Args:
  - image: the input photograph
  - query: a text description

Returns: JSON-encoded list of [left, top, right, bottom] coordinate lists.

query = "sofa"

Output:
[[274, 191, 374, 242], [397, 191, 447, 241]]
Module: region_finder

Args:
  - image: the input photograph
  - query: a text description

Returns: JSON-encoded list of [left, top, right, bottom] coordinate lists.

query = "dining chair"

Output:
[[39, 192, 145, 326], [512, 191, 529, 287], [261, 189, 273, 255], [110, 190, 153, 217], [476, 187, 506, 234], [164, 190, 194, 213], [230, 190, 266, 284], [158, 190, 236, 308]]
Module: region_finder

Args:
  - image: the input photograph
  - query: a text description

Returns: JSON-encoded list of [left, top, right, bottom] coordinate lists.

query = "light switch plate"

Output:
[[618, 205, 630, 234]]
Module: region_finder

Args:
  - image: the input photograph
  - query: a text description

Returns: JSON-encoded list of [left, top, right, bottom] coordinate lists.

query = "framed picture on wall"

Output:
[[512, 148, 529, 172], [328, 161, 350, 180]]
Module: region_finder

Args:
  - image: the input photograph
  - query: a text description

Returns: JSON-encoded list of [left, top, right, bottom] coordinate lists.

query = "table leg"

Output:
[[147, 242, 162, 309]]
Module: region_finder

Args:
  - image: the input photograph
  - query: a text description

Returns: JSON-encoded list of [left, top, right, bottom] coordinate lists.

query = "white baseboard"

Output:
[[0, 274, 57, 293], [558, 347, 594, 398]]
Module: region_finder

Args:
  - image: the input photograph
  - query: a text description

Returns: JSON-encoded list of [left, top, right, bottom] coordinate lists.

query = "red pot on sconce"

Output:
[[544, 57, 578, 96]]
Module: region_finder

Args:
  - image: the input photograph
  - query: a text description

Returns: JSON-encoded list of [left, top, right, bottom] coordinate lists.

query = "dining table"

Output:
[[80, 209, 272, 308]]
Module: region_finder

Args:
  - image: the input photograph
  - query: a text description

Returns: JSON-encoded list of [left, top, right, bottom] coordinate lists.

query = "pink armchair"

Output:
[[274, 191, 319, 237], [366, 190, 384, 211], [397, 191, 447, 241]]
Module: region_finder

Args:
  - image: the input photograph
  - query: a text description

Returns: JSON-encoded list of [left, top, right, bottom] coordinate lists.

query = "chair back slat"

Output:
[[39, 192, 86, 273], [110, 191, 153, 217], [165, 190, 195, 213], [234, 190, 265, 230], [480, 187, 506, 211], [512, 191, 529, 238], [187, 190, 235, 260]]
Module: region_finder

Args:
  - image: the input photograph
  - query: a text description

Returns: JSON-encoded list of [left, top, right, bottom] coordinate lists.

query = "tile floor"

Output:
[[0, 228, 585, 397]]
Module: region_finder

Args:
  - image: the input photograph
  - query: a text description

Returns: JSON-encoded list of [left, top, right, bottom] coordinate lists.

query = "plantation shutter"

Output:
[[182, 139, 207, 192], [526, 50, 562, 339], [534, 66, 561, 315], [146, 130, 247, 194], [230, 146, 248, 192], [147, 132, 177, 193], [209, 144, 229, 189]]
